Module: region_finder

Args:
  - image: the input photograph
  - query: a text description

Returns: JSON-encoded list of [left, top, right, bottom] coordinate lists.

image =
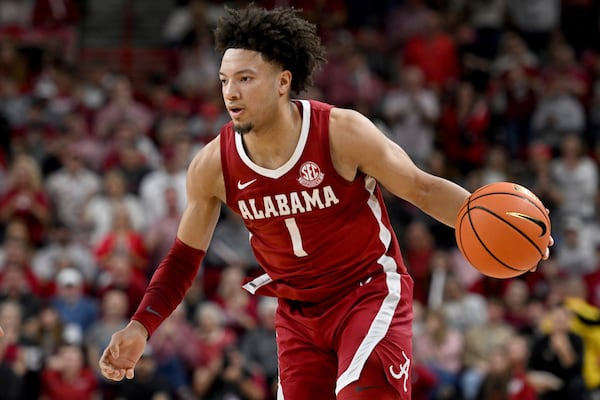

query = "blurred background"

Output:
[[1, 0, 600, 399]]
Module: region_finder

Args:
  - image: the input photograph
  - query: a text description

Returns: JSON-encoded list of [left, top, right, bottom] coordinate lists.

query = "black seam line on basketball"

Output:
[[458, 195, 485, 270], [464, 205, 527, 272], [469, 192, 550, 225], [470, 205, 544, 258], [505, 211, 547, 237]]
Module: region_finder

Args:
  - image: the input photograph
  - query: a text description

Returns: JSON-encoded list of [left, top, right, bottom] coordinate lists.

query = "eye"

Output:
[[240, 76, 251, 82]]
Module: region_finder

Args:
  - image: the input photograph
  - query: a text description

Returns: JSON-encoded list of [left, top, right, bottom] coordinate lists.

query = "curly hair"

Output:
[[214, 5, 326, 94]]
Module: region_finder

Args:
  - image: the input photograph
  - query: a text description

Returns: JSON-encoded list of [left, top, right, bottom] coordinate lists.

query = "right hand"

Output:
[[99, 320, 148, 381]]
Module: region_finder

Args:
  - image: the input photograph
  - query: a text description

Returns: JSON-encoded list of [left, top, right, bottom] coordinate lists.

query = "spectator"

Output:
[[111, 142, 153, 195], [518, 141, 556, 213], [211, 265, 258, 337], [40, 342, 100, 400], [139, 146, 187, 225], [402, 220, 436, 305], [240, 296, 278, 399], [205, 207, 258, 272], [505, 0, 561, 55], [380, 65, 440, 168], [31, 220, 97, 291], [100, 120, 161, 171], [82, 168, 146, 246], [531, 79, 586, 151], [0, 0, 31, 28], [93, 75, 153, 139], [449, 0, 507, 60], [44, 144, 101, 234], [148, 303, 198, 400], [31, 305, 65, 363], [403, 10, 459, 91], [503, 279, 535, 333], [564, 294, 600, 395], [0, 262, 41, 322], [475, 334, 538, 400], [193, 343, 267, 400], [491, 32, 540, 78], [438, 80, 491, 174], [0, 219, 41, 297], [92, 202, 149, 278], [413, 308, 465, 399], [461, 297, 516, 400], [50, 268, 98, 335], [527, 304, 588, 400], [0, 39, 29, 88], [548, 133, 598, 223], [540, 41, 589, 103], [95, 254, 146, 318], [0, 300, 27, 400], [582, 245, 600, 308], [0, 154, 51, 247], [192, 302, 237, 396], [114, 345, 171, 400], [84, 289, 129, 376], [316, 33, 385, 112], [490, 65, 538, 159], [31, 0, 81, 30], [385, 0, 433, 49], [144, 186, 182, 270], [555, 215, 597, 276], [477, 145, 512, 186], [441, 273, 488, 332]]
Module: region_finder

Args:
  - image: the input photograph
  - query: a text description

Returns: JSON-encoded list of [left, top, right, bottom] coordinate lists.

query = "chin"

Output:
[[234, 123, 254, 135]]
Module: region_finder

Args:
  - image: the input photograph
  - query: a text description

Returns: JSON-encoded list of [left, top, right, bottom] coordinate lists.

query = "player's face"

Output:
[[219, 48, 285, 135]]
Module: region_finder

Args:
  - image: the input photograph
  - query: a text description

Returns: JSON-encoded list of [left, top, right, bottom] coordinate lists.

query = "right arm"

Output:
[[99, 137, 225, 381]]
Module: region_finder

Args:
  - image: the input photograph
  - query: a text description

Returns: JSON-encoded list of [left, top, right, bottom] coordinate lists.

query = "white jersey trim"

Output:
[[335, 176, 401, 395], [235, 99, 311, 178], [242, 272, 273, 295]]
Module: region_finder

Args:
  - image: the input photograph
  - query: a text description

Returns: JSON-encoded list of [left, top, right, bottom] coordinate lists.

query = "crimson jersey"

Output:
[[220, 100, 408, 303]]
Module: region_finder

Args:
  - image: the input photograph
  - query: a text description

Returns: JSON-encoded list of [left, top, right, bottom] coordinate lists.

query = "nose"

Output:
[[222, 81, 240, 101]]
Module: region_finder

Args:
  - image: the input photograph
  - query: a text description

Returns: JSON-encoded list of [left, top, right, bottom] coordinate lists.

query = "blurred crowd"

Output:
[[2, 0, 600, 399]]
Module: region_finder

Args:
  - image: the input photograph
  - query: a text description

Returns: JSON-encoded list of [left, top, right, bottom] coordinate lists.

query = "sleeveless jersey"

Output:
[[220, 100, 408, 303]]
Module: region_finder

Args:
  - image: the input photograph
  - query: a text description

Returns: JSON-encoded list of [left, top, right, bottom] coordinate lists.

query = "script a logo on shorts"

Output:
[[389, 351, 411, 392], [298, 161, 324, 188], [506, 211, 548, 237]]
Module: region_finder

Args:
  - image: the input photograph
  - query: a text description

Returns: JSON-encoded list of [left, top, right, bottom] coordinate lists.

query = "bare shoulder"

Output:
[[328, 107, 392, 180], [187, 136, 225, 201]]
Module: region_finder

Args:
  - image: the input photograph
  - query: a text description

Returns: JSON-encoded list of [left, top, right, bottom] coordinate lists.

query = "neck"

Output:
[[241, 101, 302, 169]]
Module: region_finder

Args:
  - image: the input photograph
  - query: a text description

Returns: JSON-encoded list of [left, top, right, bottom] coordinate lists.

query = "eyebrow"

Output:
[[219, 68, 256, 77]]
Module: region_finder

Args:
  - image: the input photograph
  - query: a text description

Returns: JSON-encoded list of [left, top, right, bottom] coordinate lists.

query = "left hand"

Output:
[[530, 235, 554, 272], [543, 236, 554, 260]]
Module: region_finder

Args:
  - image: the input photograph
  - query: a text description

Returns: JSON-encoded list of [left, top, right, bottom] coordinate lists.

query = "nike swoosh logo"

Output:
[[237, 179, 257, 190], [145, 306, 162, 318], [506, 211, 548, 237]]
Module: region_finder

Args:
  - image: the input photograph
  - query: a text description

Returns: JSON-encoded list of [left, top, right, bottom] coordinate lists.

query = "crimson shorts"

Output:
[[275, 271, 414, 399]]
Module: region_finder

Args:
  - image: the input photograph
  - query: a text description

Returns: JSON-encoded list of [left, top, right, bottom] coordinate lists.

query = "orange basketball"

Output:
[[455, 182, 551, 279]]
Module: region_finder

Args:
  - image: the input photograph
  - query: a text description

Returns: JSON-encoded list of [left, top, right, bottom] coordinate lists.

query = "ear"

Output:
[[278, 70, 292, 95]]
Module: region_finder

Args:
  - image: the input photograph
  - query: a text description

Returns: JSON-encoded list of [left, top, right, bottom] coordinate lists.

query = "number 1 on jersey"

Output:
[[284, 217, 308, 257]]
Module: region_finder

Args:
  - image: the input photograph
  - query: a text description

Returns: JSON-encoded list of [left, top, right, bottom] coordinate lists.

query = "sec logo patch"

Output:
[[298, 161, 324, 188]]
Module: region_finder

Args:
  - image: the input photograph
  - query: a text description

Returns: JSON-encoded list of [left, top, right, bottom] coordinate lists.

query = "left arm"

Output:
[[329, 107, 470, 228]]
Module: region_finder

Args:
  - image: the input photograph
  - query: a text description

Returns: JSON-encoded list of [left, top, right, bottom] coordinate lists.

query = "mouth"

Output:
[[228, 106, 244, 118]]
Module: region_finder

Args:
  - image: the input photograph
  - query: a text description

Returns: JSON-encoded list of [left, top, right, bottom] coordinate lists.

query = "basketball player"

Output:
[[99, 5, 552, 399]]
